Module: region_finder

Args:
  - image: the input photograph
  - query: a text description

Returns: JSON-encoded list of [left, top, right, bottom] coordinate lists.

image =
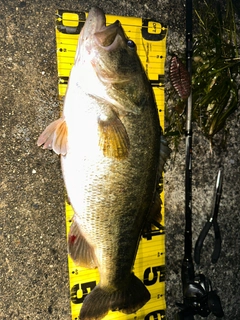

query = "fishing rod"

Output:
[[182, 0, 194, 287], [175, 0, 224, 319]]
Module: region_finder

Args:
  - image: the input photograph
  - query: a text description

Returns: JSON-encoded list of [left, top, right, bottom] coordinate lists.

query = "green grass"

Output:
[[165, 0, 239, 149]]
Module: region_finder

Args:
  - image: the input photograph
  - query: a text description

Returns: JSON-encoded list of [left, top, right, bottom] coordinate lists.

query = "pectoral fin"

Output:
[[37, 117, 68, 155], [98, 114, 130, 160]]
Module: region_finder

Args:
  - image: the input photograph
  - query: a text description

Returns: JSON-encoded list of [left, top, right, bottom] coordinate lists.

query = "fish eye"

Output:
[[127, 40, 136, 49]]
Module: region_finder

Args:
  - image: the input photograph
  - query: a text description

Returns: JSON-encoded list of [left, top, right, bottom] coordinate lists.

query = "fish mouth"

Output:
[[94, 21, 120, 47], [86, 7, 121, 49]]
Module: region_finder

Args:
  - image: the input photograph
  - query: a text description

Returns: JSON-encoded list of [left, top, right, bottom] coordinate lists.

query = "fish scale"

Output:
[[38, 5, 170, 319]]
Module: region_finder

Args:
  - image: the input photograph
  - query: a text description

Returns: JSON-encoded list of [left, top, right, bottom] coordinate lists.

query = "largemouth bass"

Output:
[[38, 6, 170, 320]]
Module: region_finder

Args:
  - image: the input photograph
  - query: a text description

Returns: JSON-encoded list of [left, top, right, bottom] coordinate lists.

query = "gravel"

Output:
[[1, 0, 239, 319]]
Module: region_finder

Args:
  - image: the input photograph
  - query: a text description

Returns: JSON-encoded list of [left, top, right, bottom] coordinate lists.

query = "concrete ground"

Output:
[[1, 0, 239, 319]]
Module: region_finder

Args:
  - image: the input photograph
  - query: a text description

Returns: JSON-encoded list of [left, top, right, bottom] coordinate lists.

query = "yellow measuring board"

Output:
[[55, 9, 167, 320]]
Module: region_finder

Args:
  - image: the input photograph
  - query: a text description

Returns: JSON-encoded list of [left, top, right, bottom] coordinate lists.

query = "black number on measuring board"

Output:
[[144, 265, 165, 285], [144, 309, 165, 320], [58, 76, 69, 85], [70, 281, 96, 304], [56, 10, 86, 34], [142, 19, 167, 41], [70, 265, 165, 304], [142, 223, 165, 240], [150, 75, 165, 88]]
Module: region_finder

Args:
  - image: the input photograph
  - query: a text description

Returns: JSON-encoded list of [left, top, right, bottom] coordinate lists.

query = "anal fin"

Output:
[[68, 217, 98, 269]]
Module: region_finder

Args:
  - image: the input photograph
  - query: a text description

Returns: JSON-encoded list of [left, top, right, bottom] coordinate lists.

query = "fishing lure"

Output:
[[169, 55, 191, 100]]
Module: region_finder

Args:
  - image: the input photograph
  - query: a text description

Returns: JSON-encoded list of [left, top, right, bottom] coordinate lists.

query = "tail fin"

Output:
[[79, 273, 150, 320]]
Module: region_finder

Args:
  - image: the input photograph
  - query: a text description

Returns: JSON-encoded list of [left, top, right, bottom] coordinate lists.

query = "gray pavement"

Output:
[[1, 0, 239, 319]]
